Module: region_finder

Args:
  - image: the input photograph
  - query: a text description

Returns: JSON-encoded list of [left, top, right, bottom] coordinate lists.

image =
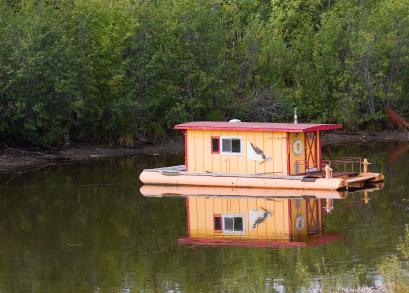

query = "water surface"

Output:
[[0, 142, 408, 292]]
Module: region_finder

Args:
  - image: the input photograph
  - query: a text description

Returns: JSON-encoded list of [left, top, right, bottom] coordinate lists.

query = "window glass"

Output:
[[221, 138, 241, 153], [223, 216, 244, 232], [231, 139, 241, 153], [234, 217, 243, 231], [224, 217, 234, 230], [212, 138, 219, 153], [222, 139, 232, 152], [214, 216, 222, 230]]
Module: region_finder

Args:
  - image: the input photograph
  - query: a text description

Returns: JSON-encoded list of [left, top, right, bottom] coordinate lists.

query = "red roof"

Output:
[[177, 234, 343, 248], [175, 121, 342, 132]]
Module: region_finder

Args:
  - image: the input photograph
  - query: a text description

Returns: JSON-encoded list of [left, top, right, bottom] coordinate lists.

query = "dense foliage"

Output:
[[1, 0, 409, 146]]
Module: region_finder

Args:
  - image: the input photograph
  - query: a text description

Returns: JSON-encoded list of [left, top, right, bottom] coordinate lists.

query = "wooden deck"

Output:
[[306, 171, 360, 179], [305, 170, 384, 188], [140, 165, 384, 190]]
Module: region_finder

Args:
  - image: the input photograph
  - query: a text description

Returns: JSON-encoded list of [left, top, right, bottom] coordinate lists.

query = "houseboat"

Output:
[[141, 183, 384, 247], [139, 120, 384, 190], [180, 194, 342, 248], [143, 191, 345, 248]]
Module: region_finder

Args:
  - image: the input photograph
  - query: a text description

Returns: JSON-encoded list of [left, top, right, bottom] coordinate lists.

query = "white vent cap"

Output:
[[229, 119, 241, 123]]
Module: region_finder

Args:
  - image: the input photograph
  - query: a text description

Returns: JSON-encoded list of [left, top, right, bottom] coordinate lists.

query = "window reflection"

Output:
[[140, 183, 384, 248]]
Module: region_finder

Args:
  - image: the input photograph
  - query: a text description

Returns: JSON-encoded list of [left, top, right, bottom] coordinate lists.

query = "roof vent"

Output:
[[229, 119, 241, 123], [293, 108, 298, 124]]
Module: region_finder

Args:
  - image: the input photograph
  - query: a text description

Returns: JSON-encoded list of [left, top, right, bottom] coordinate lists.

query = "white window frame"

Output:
[[222, 214, 245, 234], [220, 136, 243, 155]]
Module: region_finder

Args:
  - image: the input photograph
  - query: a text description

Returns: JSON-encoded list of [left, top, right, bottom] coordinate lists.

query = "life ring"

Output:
[[293, 139, 303, 155], [295, 215, 305, 231]]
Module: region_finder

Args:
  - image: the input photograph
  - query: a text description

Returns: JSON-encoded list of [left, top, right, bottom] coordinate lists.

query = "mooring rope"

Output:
[[0, 179, 136, 190]]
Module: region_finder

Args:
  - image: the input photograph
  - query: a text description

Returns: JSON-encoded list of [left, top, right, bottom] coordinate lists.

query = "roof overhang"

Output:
[[177, 235, 343, 248], [175, 121, 342, 133]]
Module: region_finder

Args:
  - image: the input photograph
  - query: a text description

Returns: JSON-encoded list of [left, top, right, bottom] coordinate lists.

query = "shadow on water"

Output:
[[0, 142, 408, 291]]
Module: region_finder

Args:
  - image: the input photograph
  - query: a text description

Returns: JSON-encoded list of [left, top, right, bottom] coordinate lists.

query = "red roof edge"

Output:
[[177, 234, 343, 248], [174, 122, 343, 132], [303, 124, 343, 132]]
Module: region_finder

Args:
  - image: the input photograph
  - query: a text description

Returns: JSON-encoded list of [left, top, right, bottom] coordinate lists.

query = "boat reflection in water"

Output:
[[140, 184, 383, 249]]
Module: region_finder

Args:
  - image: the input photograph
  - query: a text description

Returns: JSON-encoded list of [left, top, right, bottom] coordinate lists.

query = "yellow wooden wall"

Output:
[[289, 198, 323, 241], [317, 131, 322, 169], [288, 132, 305, 175], [186, 130, 288, 175], [288, 131, 320, 175], [187, 196, 290, 240]]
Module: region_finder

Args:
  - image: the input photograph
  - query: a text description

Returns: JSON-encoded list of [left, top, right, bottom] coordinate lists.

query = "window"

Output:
[[223, 215, 245, 233], [211, 137, 220, 154], [221, 137, 242, 154], [214, 215, 222, 231]]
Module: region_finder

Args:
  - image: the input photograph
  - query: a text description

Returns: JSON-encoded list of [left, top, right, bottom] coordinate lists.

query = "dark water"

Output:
[[0, 142, 408, 292]]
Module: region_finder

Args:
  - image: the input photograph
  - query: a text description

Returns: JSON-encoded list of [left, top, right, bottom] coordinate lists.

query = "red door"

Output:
[[304, 132, 318, 172], [306, 199, 321, 234]]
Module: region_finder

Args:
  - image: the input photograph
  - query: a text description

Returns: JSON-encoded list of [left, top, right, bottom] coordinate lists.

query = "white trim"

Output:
[[220, 136, 243, 155], [222, 214, 245, 234]]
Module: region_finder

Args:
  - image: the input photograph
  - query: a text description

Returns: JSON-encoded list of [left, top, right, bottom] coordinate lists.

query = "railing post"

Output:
[[363, 191, 369, 205], [362, 158, 370, 173], [325, 164, 333, 179], [325, 199, 334, 213]]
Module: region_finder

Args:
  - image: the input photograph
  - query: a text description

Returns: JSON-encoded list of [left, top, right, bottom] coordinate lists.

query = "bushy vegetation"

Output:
[[1, 0, 409, 146], [377, 225, 409, 292]]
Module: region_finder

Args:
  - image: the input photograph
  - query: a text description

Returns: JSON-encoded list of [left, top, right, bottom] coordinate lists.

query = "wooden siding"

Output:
[[187, 196, 290, 240], [289, 198, 323, 241], [186, 129, 288, 175], [317, 131, 322, 169], [289, 132, 305, 175], [288, 131, 320, 175]]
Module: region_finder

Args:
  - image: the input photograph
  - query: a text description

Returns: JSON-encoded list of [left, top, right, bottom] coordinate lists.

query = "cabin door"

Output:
[[304, 132, 318, 172], [306, 199, 321, 234]]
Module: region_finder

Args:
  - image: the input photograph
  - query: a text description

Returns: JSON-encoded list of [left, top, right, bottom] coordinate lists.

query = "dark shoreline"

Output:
[[0, 139, 185, 173], [1, 131, 408, 173]]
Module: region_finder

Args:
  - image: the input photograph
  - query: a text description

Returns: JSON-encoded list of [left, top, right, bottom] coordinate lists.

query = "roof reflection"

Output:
[[141, 184, 383, 249]]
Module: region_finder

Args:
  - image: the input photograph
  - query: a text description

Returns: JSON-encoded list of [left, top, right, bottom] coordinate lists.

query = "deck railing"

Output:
[[322, 157, 362, 176], [295, 157, 363, 177]]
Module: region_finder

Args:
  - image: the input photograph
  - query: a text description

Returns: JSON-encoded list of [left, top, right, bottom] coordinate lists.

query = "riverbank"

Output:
[[0, 131, 408, 172], [0, 139, 185, 172]]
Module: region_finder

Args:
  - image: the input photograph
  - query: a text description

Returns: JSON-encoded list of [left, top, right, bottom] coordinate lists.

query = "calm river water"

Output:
[[0, 142, 408, 292]]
